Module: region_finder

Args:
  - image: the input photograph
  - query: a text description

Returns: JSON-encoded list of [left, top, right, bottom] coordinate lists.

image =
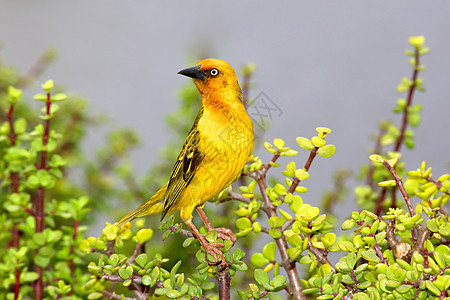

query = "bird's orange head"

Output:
[[178, 59, 242, 100]]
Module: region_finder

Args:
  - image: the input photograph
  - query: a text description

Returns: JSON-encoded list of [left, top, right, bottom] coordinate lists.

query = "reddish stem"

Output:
[[7, 104, 17, 145], [34, 91, 51, 300], [394, 48, 420, 152]]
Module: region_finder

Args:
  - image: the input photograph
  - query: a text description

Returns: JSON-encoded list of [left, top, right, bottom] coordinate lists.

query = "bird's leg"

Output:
[[195, 207, 237, 245], [183, 219, 226, 264]]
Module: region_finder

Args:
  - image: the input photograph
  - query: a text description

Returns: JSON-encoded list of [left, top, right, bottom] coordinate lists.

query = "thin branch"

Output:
[[286, 147, 318, 195], [394, 48, 420, 152], [375, 185, 388, 217], [382, 161, 414, 217], [366, 127, 387, 187], [102, 290, 135, 300], [34, 90, 52, 300], [305, 238, 337, 273], [103, 275, 143, 284], [252, 171, 304, 300], [425, 177, 449, 216], [168, 226, 195, 238], [128, 242, 142, 265], [262, 151, 281, 173], [221, 190, 251, 204]]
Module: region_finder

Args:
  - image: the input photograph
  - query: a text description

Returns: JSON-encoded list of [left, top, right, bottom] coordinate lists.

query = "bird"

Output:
[[117, 58, 254, 263]]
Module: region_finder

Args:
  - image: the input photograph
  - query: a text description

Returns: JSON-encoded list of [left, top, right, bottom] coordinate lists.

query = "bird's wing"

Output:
[[161, 108, 204, 219]]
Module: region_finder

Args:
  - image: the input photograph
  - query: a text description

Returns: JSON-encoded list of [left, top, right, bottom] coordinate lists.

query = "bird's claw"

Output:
[[201, 241, 227, 265], [214, 227, 236, 245]]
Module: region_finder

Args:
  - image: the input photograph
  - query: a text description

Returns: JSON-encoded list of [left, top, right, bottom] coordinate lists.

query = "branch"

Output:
[[382, 161, 414, 217], [253, 171, 304, 300], [168, 226, 195, 238], [216, 263, 231, 300], [425, 177, 449, 216], [34, 90, 52, 300], [287, 147, 318, 195], [394, 47, 420, 152], [305, 237, 337, 273], [366, 127, 387, 187], [102, 290, 135, 300], [103, 275, 143, 284], [221, 190, 251, 204]]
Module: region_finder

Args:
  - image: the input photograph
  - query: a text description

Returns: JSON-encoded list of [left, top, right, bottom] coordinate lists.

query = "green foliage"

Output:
[[1, 35, 449, 300]]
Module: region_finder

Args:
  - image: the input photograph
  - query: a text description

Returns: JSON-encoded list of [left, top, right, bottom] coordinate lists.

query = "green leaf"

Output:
[[268, 216, 285, 228], [425, 280, 441, 296], [361, 249, 380, 263], [205, 230, 217, 243], [52, 93, 67, 102], [346, 252, 357, 269], [136, 228, 153, 244], [296, 137, 313, 150], [311, 136, 325, 147], [201, 281, 215, 290], [295, 169, 309, 181], [166, 290, 182, 298], [268, 292, 284, 300], [342, 219, 356, 230], [317, 144, 336, 158], [33, 94, 47, 101], [251, 253, 269, 267], [142, 275, 152, 285], [34, 254, 51, 268], [369, 154, 384, 163], [21, 272, 39, 283], [271, 275, 286, 288], [88, 292, 104, 299], [135, 253, 147, 267], [262, 242, 277, 261], [41, 80, 54, 92], [236, 217, 252, 230], [378, 180, 397, 187], [269, 229, 282, 239], [118, 268, 130, 279], [123, 278, 132, 286], [273, 138, 285, 149], [13, 118, 27, 134], [232, 248, 246, 261], [254, 269, 270, 285]]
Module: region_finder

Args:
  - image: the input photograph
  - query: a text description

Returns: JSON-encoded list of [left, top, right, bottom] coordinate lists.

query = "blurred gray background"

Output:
[[1, 1, 449, 225]]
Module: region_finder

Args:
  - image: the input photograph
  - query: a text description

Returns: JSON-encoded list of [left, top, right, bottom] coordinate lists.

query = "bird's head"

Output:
[[178, 58, 242, 98]]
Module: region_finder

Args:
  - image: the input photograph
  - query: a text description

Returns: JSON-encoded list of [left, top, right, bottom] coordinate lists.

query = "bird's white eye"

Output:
[[210, 68, 219, 76]]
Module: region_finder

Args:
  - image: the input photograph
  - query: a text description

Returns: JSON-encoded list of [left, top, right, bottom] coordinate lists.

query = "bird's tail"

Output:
[[117, 184, 167, 227]]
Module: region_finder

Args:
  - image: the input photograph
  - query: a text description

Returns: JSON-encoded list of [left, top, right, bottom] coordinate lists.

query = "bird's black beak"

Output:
[[177, 65, 206, 81]]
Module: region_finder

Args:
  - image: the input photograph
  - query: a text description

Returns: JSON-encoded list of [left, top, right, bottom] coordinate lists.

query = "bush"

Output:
[[0, 36, 448, 300]]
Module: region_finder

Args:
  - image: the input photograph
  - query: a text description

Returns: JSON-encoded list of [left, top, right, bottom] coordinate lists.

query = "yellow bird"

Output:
[[118, 59, 254, 262]]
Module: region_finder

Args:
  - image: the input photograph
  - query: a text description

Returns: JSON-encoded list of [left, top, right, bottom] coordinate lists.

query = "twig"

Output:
[[250, 169, 304, 300], [305, 237, 337, 273], [375, 186, 388, 217], [6, 99, 23, 300], [102, 290, 135, 300], [168, 226, 195, 238], [262, 151, 281, 173], [286, 147, 318, 195], [221, 190, 251, 204], [34, 90, 52, 300], [425, 177, 449, 216], [382, 161, 414, 217], [375, 46, 421, 216], [394, 47, 420, 152], [128, 242, 142, 265], [103, 275, 143, 284], [366, 127, 387, 187]]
